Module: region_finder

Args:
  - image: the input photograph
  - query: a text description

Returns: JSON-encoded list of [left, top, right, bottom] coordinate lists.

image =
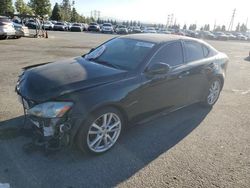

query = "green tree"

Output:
[[71, 7, 78, 22], [204, 24, 210, 31], [51, 3, 61, 21], [0, 0, 14, 15], [29, 0, 51, 17], [126, 20, 129, 27], [240, 23, 247, 32], [214, 26, 221, 32], [78, 14, 85, 23], [15, 0, 33, 15], [189, 24, 197, 30], [221, 25, 226, 31], [183, 24, 187, 30], [60, 0, 72, 21], [235, 23, 240, 32], [97, 17, 101, 24]]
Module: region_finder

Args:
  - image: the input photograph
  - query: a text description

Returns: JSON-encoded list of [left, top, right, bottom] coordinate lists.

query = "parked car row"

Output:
[[0, 16, 29, 39], [199, 30, 250, 41], [2, 17, 250, 42]]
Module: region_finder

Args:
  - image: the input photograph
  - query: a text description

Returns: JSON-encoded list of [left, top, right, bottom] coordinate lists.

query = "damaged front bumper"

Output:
[[17, 95, 74, 151], [28, 115, 72, 151]]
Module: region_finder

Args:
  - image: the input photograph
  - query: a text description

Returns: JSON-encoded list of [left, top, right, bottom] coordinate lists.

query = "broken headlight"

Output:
[[27, 102, 73, 118]]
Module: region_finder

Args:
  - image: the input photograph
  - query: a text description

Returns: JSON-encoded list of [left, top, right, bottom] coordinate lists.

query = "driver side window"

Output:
[[151, 42, 184, 67]]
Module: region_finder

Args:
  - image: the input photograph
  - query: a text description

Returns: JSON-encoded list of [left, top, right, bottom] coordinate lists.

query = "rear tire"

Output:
[[77, 107, 124, 155], [201, 78, 222, 107], [0, 36, 7, 40]]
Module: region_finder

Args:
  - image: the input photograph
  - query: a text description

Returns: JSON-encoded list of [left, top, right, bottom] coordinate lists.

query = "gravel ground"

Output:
[[0, 31, 249, 188]]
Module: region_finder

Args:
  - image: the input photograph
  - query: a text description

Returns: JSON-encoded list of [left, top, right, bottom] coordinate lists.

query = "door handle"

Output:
[[178, 71, 190, 79]]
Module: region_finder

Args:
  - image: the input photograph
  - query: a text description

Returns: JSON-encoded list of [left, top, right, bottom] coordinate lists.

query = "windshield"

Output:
[[56, 22, 64, 25], [85, 38, 155, 70], [103, 24, 112, 27], [73, 24, 81, 26]]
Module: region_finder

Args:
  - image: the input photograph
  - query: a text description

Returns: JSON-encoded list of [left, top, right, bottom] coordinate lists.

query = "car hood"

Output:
[[17, 56, 127, 102], [118, 28, 127, 31], [103, 27, 112, 30]]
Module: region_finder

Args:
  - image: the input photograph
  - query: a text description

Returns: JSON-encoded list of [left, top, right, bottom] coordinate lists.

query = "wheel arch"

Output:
[[89, 103, 129, 126], [214, 74, 224, 89], [71, 103, 129, 144]]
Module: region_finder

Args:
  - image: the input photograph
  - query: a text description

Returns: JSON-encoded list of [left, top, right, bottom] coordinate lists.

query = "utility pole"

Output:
[[167, 14, 173, 28], [170, 14, 174, 27], [214, 20, 216, 31], [91, 10, 101, 20], [228, 8, 236, 31], [167, 14, 170, 28]]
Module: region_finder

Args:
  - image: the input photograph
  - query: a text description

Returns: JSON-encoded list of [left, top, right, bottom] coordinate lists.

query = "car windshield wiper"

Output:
[[88, 58, 121, 69]]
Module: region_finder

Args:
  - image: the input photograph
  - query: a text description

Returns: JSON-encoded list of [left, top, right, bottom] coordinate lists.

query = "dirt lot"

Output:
[[0, 32, 250, 188]]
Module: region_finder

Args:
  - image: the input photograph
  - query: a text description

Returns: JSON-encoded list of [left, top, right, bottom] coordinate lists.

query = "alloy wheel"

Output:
[[87, 113, 121, 153], [207, 80, 221, 105]]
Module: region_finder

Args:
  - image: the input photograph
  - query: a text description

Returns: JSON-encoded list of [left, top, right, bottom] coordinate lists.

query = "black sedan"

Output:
[[88, 22, 100, 32], [70, 23, 83, 32], [53, 22, 68, 31], [16, 34, 228, 155], [115, 25, 128, 34]]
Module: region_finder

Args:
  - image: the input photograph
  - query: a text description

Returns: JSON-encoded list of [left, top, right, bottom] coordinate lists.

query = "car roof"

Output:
[[120, 34, 199, 44]]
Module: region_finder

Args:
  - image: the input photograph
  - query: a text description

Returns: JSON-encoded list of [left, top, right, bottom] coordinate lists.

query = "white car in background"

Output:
[[42, 21, 54, 30], [237, 33, 248, 41], [143, 27, 157, 33], [0, 16, 16, 39], [13, 22, 29, 38], [101, 23, 114, 34]]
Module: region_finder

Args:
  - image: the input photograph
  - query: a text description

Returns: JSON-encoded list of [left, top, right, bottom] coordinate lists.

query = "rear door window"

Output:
[[184, 41, 204, 62], [151, 42, 184, 67], [202, 45, 210, 57]]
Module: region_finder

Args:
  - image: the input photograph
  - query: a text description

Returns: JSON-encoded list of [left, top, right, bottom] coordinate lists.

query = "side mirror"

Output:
[[89, 48, 95, 53], [82, 48, 95, 58], [146, 63, 170, 75]]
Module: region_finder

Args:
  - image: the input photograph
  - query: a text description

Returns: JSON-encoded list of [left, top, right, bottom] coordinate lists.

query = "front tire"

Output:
[[202, 78, 222, 107], [77, 107, 124, 155]]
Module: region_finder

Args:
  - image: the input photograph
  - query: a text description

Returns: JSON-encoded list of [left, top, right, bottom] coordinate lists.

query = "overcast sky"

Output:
[[47, 0, 250, 28]]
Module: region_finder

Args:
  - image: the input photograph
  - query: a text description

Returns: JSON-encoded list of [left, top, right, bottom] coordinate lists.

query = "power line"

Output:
[[228, 8, 236, 31]]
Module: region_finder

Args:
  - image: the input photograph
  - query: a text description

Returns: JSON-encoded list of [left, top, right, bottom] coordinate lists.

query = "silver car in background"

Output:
[[13, 22, 30, 38], [101, 23, 114, 33], [42, 21, 54, 30], [0, 16, 16, 39], [143, 27, 157, 33]]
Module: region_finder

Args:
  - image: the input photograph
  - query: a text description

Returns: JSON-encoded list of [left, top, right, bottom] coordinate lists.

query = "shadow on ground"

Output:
[[0, 104, 211, 188], [244, 56, 250, 61]]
